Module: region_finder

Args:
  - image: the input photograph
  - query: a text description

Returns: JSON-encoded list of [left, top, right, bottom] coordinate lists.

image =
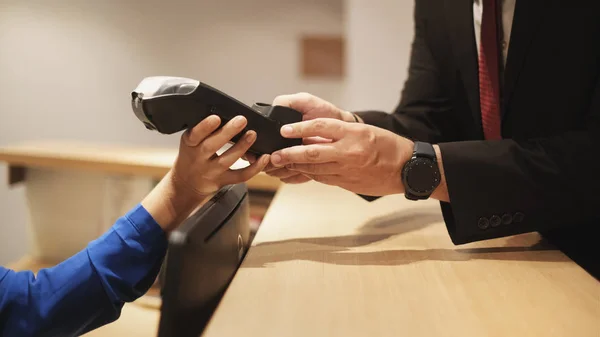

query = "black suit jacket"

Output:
[[355, 0, 600, 278]]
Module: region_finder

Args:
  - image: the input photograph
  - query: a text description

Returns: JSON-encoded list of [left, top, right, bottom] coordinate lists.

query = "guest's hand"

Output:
[[270, 118, 414, 197], [143, 115, 270, 232], [171, 115, 270, 196], [244, 93, 361, 184]]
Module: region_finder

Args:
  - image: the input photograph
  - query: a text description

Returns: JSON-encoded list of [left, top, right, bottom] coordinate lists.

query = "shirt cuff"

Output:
[[86, 204, 168, 303], [122, 204, 167, 247]]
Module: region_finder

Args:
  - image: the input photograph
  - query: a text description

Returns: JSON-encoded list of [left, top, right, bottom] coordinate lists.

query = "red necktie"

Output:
[[479, 0, 502, 140]]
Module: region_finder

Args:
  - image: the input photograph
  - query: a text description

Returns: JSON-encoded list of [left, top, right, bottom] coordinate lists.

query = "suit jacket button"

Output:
[[501, 213, 512, 225], [513, 212, 525, 223], [478, 217, 490, 230], [490, 215, 501, 227]]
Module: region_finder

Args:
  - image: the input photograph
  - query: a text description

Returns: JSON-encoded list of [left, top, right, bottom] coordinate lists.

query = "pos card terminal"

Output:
[[157, 183, 251, 337], [131, 76, 303, 155]]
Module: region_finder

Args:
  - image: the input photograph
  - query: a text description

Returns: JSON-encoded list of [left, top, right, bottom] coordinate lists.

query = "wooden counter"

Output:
[[0, 140, 280, 191], [202, 181, 600, 337]]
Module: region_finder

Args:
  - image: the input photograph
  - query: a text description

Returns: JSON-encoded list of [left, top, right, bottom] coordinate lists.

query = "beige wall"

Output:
[[0, 0, 345, 264], [343, 0, 414, 112], [0, 0, 416, 265]]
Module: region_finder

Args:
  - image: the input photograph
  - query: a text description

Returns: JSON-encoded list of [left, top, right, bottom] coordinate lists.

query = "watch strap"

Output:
[[413, 141, 436, 160], [404, 191, 420, 200]]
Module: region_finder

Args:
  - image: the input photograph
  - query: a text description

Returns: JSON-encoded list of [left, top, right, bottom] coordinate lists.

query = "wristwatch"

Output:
[[401, 141, 441, 200]]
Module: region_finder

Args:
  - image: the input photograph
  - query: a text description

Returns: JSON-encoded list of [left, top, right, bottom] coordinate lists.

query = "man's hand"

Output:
[[269, 118, 414, 197], [143, 115, 270, 232], [245, 93, 361, 184], [272, 92, 358, 123]]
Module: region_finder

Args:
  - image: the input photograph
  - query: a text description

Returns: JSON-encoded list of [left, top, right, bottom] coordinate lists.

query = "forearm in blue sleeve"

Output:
[[0, 204, 168, 337]]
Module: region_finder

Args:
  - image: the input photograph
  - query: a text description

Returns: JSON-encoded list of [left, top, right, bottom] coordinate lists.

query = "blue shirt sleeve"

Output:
[[0, 204, 168, 337]]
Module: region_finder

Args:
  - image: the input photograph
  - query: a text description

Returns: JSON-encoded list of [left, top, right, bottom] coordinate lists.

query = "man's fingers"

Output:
[[183, 115, 221, 147], [280, 118, 345, 140], [214, 131, 257, 170], [272, 92, 315, 111], [286, 163, 340, 175], [242, 153, 258, 164], [221, 154, 270, 185], [303, 136, 332, 145], [265, 167, 301, 180], [272, 94, 295, 108], [271, 144, 338, 167], [200, 116, 247, 158], [263, 163, 280, 173], [281, 174, 312, 184]]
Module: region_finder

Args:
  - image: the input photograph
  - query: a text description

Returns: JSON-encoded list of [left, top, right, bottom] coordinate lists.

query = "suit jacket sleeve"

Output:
[[0, 204, 167, 337], [438, 92, 600, 244], [353, 1, 600, 245]]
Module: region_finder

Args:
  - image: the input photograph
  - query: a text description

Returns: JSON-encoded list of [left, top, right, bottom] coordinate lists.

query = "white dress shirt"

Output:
[[473, 0, 516, 67]]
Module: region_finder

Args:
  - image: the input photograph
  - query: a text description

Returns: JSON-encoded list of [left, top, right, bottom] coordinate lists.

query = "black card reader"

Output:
[[131, 76, 303, 155]]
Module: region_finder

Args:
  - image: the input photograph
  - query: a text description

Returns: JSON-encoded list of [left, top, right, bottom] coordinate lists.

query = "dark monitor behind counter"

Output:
[[157, 183, 251, 337]]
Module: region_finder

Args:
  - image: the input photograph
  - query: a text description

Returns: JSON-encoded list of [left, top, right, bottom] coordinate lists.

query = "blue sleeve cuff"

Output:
[[122, 203, 168, 247], [87, 203, 168, 303]]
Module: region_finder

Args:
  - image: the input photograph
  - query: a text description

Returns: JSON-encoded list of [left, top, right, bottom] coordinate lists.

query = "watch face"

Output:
[[402, 158, 440, 196]]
